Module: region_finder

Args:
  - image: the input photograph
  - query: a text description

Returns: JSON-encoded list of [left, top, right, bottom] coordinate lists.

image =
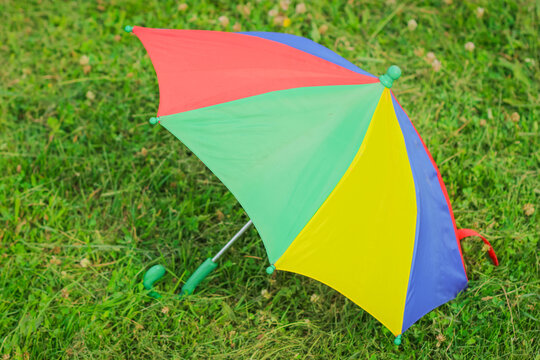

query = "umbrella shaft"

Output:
[[212, 220, 253, 262]]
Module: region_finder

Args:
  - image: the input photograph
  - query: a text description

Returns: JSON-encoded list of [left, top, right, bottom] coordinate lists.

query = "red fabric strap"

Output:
[[456, 229, 499, 266]]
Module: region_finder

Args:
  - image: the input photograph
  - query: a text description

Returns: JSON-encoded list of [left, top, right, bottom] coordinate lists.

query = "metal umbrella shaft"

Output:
[[212, 220, 253, 261]]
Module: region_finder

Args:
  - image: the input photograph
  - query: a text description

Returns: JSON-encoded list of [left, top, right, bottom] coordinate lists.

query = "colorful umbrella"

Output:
[[125, 26, 498, 342]]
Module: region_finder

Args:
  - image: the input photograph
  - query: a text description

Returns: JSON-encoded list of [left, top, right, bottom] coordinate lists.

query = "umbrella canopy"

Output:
[[126, 26, 497, 337]]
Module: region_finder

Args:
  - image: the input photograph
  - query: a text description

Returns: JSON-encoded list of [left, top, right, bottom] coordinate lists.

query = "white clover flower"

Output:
[[268, 9, 278, 17], [523, 203, 534, 216], [261, 289, 271, 299], [280, 0, 290, 11], [318, 24, 328, 35], [425, 52, 436, 64], [476, 7, 485, 18], [79, 55, 89, 65], [218, 16, 229, 27], [296, 3, 306, 14], [80, 258, 91, 267], [465, 42, 475, 52]]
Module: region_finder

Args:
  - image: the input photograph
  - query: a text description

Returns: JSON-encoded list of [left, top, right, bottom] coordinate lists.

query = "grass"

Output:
[[0, 0, 538, 358]]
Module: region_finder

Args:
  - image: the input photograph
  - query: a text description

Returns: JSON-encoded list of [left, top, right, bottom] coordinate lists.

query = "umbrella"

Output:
[[125, 26, 498, 343]]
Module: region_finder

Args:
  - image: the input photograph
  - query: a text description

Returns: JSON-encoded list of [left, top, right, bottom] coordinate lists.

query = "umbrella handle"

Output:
[[178, 258, 218, 297], [143, 264, 166, 299], [141, 259, 218, 299], [142, 221, 251, 299]]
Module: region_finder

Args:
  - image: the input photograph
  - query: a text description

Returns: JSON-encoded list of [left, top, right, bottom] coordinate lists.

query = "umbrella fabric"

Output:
[[129, 26, 481, 336]]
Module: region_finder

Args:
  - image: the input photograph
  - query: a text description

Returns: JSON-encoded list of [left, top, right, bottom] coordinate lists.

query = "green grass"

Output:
[[1, 0, 538, 358]]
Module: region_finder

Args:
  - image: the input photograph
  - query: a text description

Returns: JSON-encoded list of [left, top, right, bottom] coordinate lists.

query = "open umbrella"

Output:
[[125, 26, 498, 343]]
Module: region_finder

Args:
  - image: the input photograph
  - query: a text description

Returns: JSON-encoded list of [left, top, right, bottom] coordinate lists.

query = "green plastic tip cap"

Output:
[[149, 117, 159, 125], [143, 264, 166, 289], [124, 25, 134, 33], [266, 265, 275, 274], [394, 334, 402, 345], [379, 65, 402, 88]]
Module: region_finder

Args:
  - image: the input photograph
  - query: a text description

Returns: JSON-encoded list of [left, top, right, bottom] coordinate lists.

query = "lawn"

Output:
[[1, 0, 538, 359]]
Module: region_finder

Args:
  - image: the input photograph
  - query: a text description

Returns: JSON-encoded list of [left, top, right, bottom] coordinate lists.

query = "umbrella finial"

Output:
[[149, 117, 159, 125], [379, 65, 401, 88], [124, 25, 134, 33], [266, 265, 275, 274]]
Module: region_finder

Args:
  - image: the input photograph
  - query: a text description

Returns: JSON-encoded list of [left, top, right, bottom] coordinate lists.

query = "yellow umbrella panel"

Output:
[[276, 89, 417, 335]]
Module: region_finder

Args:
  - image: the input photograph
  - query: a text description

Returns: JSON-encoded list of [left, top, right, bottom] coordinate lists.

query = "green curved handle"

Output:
[[143, 264, 166, 299], [179, 258, 218, 298]]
